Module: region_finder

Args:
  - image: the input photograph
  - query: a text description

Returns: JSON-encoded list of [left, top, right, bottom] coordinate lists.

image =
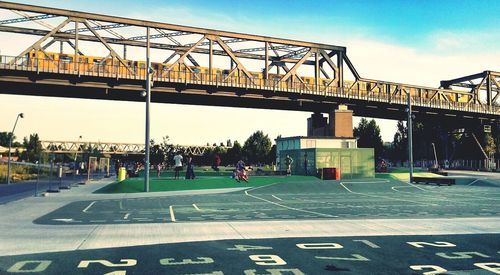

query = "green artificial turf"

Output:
[[95, 175, 316, 193], [376, 167, 440, 181]]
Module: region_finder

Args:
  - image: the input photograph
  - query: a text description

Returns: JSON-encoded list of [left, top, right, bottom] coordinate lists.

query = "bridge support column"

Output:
[[307, 113, 328, 137], [328, 105, 353, 138]]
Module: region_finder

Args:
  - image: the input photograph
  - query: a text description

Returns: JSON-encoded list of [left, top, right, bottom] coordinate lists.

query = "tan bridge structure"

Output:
[[0, 1, 498, 125], [40, 140, 224, 156]]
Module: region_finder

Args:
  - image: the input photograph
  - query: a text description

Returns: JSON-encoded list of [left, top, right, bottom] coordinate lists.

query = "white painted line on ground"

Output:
[[272, 195, 283, 201], [341, 180, 389, 184], [339, 182, 353, 193], [467, 177, 487, 186], [245, 188, 337, 218], [391, 186, 419, 193], [245, 182, 281, 193], [353, 239, 381, 248], [52, 218, 75, 223], [169, 205, 176, 222], [192, 204, 201, 211], [123, 213, 130, 220], [407, 182, 428, 191], [82, 201, 97, 213], [340, 182, 438, 206]]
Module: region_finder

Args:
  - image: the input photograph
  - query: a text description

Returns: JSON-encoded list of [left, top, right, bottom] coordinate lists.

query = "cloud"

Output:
[[426, 29, 500, 53]]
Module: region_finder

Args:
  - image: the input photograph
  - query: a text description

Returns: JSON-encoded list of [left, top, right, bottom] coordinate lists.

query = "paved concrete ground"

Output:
[[35, 178, 500, 224], [0, 175, 90, 204], [0, 172, 499, 274], [1, 234, 498, 274]]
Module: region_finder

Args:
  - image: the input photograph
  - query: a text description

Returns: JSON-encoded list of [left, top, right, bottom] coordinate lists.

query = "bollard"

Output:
[[59, 165, 70, 190], [47, 160, 59, 193]]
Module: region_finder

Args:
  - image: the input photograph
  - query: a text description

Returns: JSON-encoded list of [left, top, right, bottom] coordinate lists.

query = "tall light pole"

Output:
[[7, 113, 24, 185], [144, 26, 151, 192], [74, 135, 82, 176], [407, 93, 414, 182]]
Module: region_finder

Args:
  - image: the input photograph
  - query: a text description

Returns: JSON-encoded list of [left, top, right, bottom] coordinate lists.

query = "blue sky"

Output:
[[1, 0, 499, 145], [19, 0, 499, 50]]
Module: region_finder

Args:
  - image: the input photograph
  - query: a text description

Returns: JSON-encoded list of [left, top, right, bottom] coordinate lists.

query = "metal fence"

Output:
[[0, 153, 108, 196]]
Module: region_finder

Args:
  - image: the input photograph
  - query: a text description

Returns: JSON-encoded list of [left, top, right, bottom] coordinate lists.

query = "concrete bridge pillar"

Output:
[[307, 113, 328, 137], [307, 105, 354, 138], [328, 105, 353, 138]]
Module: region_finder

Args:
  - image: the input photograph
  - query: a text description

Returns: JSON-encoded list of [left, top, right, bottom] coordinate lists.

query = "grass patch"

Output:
[[377, 167, 440, 181], [0, 163, 38, 183], [95, 175, 316, 193]]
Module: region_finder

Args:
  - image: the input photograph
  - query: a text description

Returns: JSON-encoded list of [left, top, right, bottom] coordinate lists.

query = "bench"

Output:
[[412, 176, 455, 186]]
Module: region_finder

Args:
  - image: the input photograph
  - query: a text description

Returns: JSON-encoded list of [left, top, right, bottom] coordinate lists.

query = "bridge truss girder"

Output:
[[40, 140, 226, 156], [441, 71, 500, 107], [0, 1, 350, 90], [0, 1, 497, 119]]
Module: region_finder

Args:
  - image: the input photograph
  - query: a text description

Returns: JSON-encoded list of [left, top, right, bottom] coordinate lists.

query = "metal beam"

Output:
[[9, 17, 72, 63], [440, 71, 487, 88], [0, 1, 346, 51], [65, 23, 128, 34], [264, 41, 268, 80], [166, 35, 206, 71], [215, 36, 254, 81], [155, 28, 200, 67], [0, 13, 58, 25], [82, 20, 134, 74], [0, 25, 317, 64], [343, 54, 360, 80], [280, 49, 313, 82], [280, 48, 309, 59], [128, 30, 189, 41]]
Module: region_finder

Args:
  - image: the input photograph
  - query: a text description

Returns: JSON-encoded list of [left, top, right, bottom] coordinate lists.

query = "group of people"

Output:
[[151, 152, 301, 182], [155, 152, 195, 180]]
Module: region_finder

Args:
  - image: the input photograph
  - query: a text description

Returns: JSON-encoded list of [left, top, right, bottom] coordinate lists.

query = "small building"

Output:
[[276, 136, 374, 179], [276, 105, 375, 179]]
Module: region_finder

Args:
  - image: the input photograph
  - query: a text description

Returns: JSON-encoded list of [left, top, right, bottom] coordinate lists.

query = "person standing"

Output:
[[156, 163, 161, 178], [212, 154, 222, 172], [185, 154, 195, 180], [303, 153, 308, 176], [285, 154, 293, 176], [173, 152, 183, 180]]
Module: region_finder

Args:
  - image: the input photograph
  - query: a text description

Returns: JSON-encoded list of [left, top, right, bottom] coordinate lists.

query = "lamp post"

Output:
[[407, 94, 414, 183], [7, 113, 24, 185], [74, 135, 82, 178], [144, 26, 151, 192]]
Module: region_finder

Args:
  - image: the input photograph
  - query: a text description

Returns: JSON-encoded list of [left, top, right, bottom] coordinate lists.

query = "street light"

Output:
[[74, 135, 82, 176], [144, 26, 151, 192], [407, 94, 414, 183], [7, 113, 24, 185]]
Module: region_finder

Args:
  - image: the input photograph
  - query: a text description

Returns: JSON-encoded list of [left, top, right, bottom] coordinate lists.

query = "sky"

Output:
[[0, 0, 499, 146]]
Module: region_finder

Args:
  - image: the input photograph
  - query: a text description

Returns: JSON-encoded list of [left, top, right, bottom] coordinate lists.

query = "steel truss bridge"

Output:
[[0, 1, 498, 123], [40, 140, 225, 156]]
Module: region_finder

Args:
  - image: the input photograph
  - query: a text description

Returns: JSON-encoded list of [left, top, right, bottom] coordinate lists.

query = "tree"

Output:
[[484, 132, 496, 157], [392, 120, 408, 162], [0, 132, 21, 147], [226, 140, 242, 165], [242, 131, 272, 164], [21, 133, 42, 162], [149, 139, 164, 166], [0, 132, 13, 147], [354, 118, 384, 159]]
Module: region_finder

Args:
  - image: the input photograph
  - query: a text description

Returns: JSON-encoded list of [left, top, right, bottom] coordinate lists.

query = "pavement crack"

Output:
[[227, 222, 246, 239], [76, 225, 99, 250]]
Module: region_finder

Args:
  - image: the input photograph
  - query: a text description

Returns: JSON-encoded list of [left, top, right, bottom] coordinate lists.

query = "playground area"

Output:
[[0, 169, 499, 274], [36, 173, 500, 225]]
